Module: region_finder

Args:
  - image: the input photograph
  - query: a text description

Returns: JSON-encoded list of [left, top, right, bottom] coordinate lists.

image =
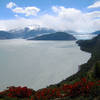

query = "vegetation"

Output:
[[94, 61, 100, 78], [0, 77, 100, 100]]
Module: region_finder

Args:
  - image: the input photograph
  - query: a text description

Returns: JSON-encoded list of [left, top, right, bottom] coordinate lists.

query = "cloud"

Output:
[[86, 11, 100, 18], [12, 7, 40, 16], [52, 6, 59, 12], [6, 2, 40, 16], [88, 1, 100, 8], [0, 18, 42, 31], [43, 6, 99, 32], [6, 2, 16, 9], [12, 7, 24, 13], [1, 6, 100, 33], [52, 6, 81, 15]]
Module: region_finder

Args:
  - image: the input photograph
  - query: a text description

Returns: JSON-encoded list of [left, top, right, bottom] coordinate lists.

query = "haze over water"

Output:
[[0, 39, 91, 90]]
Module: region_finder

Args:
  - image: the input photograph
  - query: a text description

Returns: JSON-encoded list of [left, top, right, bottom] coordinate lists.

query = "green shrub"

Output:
[[94, 61, 100, 78]]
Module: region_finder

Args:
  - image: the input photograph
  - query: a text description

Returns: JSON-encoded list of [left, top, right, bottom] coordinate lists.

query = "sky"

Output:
[[0, 0, 100, 33]]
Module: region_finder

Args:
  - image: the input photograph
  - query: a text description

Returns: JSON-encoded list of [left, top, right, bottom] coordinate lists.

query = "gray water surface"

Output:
[[0, 39, 91, 90]]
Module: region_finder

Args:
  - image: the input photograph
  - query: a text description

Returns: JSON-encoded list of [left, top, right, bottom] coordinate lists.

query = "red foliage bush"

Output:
[[7, 86, 35, 98], [30, 78, 100, 100], [0, 78, 100, 100]]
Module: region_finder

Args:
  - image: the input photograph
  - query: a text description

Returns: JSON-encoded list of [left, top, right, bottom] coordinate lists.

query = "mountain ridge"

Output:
[[29, 32, 76, 40], [0, 28, 100, 40], [0, 31, 14, 39]]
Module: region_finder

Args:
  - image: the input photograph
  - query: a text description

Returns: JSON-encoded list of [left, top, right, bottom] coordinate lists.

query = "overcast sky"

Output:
[[0, 0, 100, 33]]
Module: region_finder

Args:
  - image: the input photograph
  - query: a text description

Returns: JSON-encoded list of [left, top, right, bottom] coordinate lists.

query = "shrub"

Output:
[[94, 61, 100, 78], [7, 86, 35, 98]]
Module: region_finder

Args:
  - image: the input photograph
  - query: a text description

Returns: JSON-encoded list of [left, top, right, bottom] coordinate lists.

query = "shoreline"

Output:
[[47, 40, 92, 88], [0, 40, 91, 91]]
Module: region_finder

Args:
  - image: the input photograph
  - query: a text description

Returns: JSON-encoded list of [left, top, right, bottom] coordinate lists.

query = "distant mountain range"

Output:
[[0, 31, 15, 39], [92, 31, 100, 35], [9, 27, 55, 39], [0, 27, 100, 40], [30, 32, 76, 40], [0, 28, 76, 40]]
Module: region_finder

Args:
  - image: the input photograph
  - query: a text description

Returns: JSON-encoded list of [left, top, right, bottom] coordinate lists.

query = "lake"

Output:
[[0, 39, 91, 91]]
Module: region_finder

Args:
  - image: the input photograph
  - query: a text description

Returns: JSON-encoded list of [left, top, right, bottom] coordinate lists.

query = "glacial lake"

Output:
[[0, 39, 91, 91]]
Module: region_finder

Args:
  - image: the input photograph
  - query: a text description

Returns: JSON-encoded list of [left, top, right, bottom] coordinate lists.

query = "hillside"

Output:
[[92, 31, 100, 35], [0, 31, 14, 39], [23, 28, 55, 39], [0, 28, 55, 39], [30, 32, 76, 40], [9, 27, 55, 39], [0, 29, 100, 40], [77, 34, 100, 70]]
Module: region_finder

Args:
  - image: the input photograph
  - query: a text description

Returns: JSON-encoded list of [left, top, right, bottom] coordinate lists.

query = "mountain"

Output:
[[9, 27, 30, 38], [1, 27, 100, 40], [23, 28, 55, 39], [0, 31, 14, 39], [77, 34, 100, 54], [9, 27, 55, 39], [92, 31, 100, 35], [30, 32, 76, 40]]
